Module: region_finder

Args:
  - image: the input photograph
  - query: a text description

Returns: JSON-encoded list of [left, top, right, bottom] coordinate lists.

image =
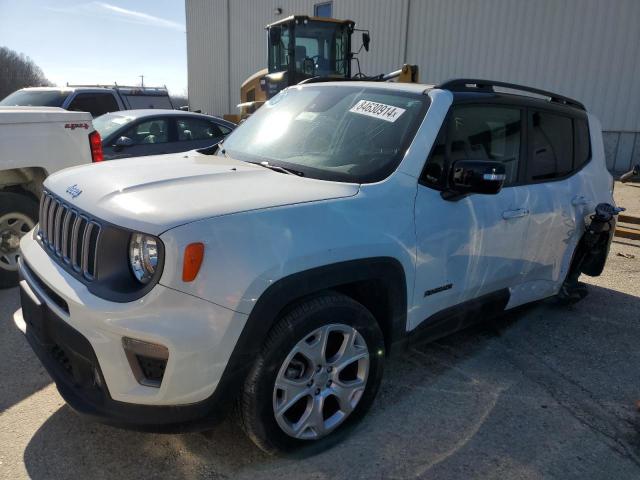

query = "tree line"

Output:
[[0, 46, 51, 99]]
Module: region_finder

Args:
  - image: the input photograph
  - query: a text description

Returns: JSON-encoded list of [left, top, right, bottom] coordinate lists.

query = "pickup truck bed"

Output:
[[0, 107, 97, 288]]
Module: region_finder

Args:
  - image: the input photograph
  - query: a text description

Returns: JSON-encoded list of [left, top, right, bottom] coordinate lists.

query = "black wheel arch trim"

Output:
[[235, 257, 409, 361]]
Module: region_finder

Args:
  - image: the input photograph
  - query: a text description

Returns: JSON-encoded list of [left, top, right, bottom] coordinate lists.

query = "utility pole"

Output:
[[139, 75, 144, 87]]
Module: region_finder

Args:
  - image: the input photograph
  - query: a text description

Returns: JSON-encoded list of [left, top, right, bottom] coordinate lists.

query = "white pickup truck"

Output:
[[0, 106, 100, 288]]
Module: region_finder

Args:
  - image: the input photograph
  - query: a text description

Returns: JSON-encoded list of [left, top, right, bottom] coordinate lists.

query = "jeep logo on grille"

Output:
[[66, 184, 83, 199]]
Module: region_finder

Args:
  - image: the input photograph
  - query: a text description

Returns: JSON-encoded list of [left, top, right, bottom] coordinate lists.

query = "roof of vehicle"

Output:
[[15, 86, 171, 96], [98, 109, 236, 127], [17, 86, 112, 93], [298, 79, 586, 113], [266, 15, 355, 28]]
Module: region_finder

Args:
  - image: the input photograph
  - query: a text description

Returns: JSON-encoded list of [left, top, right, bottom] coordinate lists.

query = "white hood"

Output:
[[44, 151, 359, 234]]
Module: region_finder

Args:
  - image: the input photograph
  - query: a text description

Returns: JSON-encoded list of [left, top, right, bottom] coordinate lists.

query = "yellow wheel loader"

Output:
[[225, 15, 419, 123]]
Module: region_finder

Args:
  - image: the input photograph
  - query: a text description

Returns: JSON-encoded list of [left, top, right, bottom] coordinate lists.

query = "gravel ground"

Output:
[[615, 181, 640, 216], [1, 184, 639, 480]]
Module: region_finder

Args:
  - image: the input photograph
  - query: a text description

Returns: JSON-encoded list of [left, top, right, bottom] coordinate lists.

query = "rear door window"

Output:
[[176, 117, 223, 141], [528, 111, 574, 181], [68, 93, 120, 117]]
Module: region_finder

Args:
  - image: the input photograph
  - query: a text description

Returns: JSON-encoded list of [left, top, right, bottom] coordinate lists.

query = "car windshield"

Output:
[[93, 113, 136, 138], [0, 89, 69, 107], [221, 85, 429, 183]]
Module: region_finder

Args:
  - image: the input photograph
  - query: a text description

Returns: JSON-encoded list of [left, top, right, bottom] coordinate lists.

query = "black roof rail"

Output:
[[436, 78, 585, 110]]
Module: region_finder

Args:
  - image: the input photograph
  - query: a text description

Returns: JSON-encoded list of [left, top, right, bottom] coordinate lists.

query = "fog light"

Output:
[[122, 337, 169, 388]]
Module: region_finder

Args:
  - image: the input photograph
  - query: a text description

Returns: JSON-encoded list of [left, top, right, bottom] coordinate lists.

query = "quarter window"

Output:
[[529, 111, 573, 181]]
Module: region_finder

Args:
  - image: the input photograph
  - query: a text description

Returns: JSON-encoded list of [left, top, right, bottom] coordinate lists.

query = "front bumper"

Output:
[[16, 235, 249, 431]]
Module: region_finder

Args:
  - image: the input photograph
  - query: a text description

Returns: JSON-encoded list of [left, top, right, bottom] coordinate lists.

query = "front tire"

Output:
[[0, 192, 38, 289], [239, 292, 385, 455]]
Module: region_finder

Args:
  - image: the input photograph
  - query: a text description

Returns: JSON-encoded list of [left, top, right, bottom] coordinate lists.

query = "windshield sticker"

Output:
[[349, 100, 406, 123]]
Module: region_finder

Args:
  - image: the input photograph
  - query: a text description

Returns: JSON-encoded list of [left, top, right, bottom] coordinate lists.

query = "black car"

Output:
[[93, 109, 236, 160]]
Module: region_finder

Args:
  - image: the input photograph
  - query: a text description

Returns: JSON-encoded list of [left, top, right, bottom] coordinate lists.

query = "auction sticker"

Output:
[[349, 100, 406, 122]]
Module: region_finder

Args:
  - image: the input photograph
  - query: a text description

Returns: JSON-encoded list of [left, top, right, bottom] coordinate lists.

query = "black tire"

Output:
[[0, 191, 39, 289], [239, 292, 385, 455]]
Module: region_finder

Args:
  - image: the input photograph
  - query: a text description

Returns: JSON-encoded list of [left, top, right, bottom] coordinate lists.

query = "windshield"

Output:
[[268, 21, 349, 80], [221, 85, 429, 183], [93, 113, 136, 138], [0, 89, 69, 107]]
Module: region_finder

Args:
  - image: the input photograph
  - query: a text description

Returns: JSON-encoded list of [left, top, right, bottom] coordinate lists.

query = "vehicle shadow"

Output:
[[21, 284, 640, 480], [0, 287, 52, 412]]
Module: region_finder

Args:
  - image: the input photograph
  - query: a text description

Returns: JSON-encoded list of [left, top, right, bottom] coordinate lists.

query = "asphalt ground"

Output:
[[1, 183, 639, 480]]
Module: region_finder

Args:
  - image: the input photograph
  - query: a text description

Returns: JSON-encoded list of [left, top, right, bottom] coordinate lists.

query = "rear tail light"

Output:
[[89, 130, 104, 163]]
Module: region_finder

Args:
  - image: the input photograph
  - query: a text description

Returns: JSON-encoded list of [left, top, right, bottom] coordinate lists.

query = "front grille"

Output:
[[38, 192, 102, 280]]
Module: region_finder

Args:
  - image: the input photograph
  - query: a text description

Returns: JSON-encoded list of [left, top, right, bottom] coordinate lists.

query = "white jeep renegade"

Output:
[[16, 79, 617, 454]]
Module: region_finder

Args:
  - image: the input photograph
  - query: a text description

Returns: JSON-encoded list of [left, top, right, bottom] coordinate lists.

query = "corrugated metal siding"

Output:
[[187, 0, 640, 132], [185, 0, 229, 116], [334, 0, 408, 78], [406, 0, 640, 132]]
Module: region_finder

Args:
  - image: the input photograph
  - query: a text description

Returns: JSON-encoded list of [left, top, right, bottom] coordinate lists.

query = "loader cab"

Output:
[[265, 16, 354, 98]]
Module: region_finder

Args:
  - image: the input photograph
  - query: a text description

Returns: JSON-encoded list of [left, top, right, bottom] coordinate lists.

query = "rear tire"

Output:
[[0, 192, 38, 289], [239, 292, 385, 455]]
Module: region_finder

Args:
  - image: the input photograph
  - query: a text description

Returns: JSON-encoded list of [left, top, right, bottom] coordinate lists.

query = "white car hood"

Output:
[[44, 152, 359, 234]]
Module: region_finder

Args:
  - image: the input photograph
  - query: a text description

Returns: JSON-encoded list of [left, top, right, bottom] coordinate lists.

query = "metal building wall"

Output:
[[185, 0, 230, 117], [186, 0, 640, 171], [404, 0, 640, 172]]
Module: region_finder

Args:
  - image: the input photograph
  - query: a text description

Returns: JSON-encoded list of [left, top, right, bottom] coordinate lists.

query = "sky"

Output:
[[0, 0, 187, 95]]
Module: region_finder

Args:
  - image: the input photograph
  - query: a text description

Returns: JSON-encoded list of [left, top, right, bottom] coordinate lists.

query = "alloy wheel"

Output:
[[273, 323, 370, 440], [0, 213, 34, 271]]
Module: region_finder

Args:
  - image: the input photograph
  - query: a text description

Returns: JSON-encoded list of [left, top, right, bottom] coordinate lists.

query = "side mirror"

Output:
[[113, 136, 134, 151], [449, 160, 506, 196], [269, 27, 282, 46], [362, 32, 370, 52]]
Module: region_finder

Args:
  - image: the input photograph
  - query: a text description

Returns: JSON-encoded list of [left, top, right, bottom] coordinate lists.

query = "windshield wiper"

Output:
[[249, 161, 304, 177]]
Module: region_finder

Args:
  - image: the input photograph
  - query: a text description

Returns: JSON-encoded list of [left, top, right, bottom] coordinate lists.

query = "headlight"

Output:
[[129, 233, 159, 284]]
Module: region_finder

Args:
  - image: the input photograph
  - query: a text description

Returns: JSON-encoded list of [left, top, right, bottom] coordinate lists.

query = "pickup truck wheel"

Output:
[[239, 292, 385, 455], [0, 192, 38, 288]]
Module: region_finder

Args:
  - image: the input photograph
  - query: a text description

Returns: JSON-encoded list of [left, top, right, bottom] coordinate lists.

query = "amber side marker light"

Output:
[[182, 243, 205, 282]]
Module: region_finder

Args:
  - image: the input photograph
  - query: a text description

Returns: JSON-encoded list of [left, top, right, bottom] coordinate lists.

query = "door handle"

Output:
[[572, 195, 590, 206], [502, 208, 530, 219]]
